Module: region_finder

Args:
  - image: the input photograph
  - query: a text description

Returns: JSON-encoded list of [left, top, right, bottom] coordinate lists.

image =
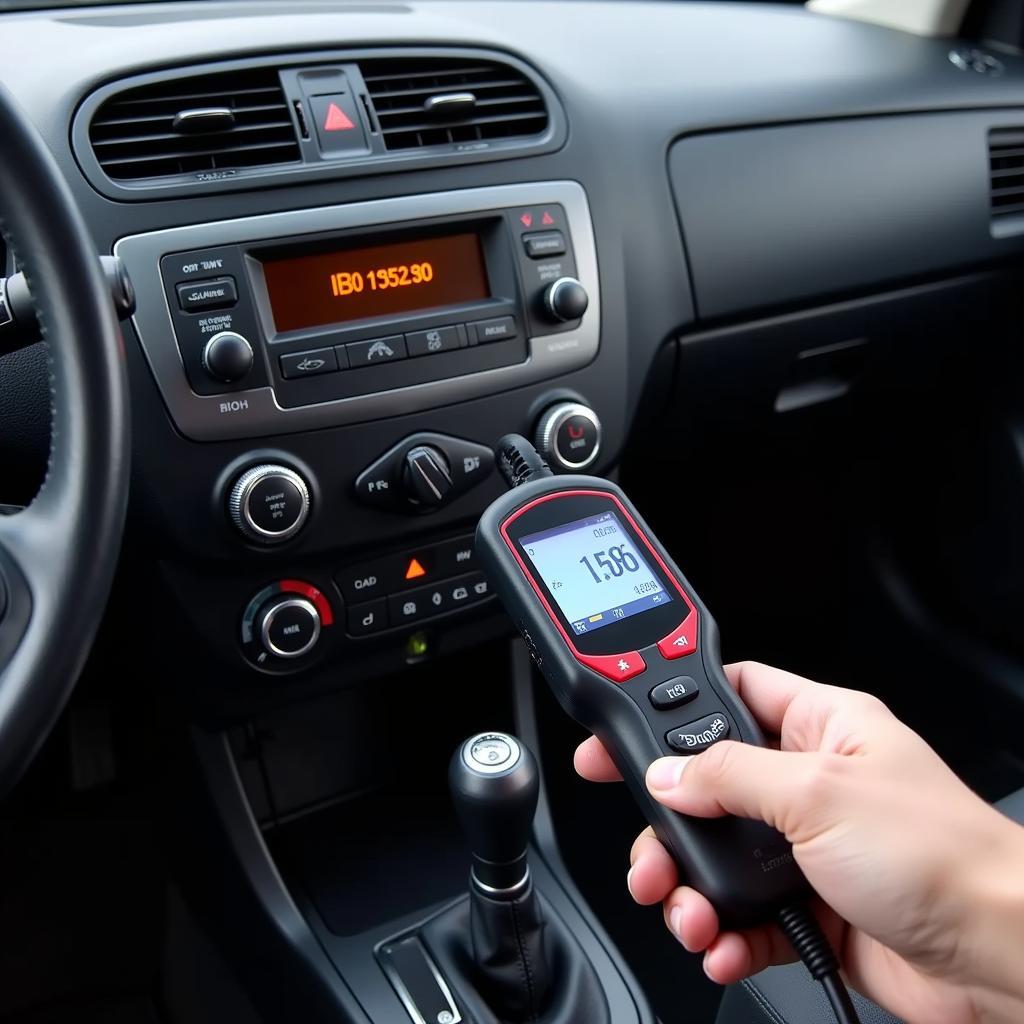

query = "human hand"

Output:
[[575, 662, 1024, 1024]]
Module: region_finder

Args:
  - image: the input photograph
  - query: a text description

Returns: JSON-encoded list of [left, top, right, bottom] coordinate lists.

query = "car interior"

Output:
[[2, 0, 1024, 1022]]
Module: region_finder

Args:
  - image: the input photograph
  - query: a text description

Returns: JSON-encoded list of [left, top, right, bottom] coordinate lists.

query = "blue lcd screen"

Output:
[[519, 511, 673, 636]]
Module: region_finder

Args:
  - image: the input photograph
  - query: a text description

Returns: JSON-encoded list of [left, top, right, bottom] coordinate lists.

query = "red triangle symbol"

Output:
[[323, 102, 355, 132], [541, 211, 555, 225], [405, 558, 427, 580]]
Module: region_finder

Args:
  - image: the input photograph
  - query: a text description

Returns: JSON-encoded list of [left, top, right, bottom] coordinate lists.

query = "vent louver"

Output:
[[89, 68, 300, 181], [360, 56, 548, 152], [989, 128, 1024, 223]]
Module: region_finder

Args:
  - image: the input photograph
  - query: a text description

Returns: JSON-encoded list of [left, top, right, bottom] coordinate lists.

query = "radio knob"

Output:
[[256, 596, 321, 659], [403, 445, 453, 508], [228, 463, 311, 544], [543, 277, 589, 323], [203, 330, 253, 383], [535, 402, 602, 472]]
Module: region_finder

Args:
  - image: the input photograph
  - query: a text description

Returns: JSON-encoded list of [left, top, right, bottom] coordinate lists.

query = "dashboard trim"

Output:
[[115, 180, 600, 442]]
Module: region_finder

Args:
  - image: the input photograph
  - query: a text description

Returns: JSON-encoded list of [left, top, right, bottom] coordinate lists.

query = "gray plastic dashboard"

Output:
[[0, 0, 1024, 465]]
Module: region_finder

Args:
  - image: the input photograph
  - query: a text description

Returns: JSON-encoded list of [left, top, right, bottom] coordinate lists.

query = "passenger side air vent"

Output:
[[989, 128, 1024, 224], [88, 68, 300, 181], [360, 56, 548, 152]]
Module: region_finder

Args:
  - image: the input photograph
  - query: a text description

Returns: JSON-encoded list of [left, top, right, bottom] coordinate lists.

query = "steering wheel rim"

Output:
[[0, 84, 129, 793]]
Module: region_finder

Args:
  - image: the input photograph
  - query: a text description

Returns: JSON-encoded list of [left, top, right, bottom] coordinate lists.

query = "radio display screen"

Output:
[[260, 231, 491, 333], [519, 512, 673, 636]]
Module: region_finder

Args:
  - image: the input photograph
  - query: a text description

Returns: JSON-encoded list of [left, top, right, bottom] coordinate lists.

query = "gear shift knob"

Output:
[[449, 732, 539, 894]]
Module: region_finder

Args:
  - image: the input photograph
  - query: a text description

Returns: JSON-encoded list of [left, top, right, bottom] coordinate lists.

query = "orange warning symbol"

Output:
[[323, 102, 355, 132], [405, 558, 427, 580]]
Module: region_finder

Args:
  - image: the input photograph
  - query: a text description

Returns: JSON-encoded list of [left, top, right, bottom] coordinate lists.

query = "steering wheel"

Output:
[[0, 85, 129, 792]]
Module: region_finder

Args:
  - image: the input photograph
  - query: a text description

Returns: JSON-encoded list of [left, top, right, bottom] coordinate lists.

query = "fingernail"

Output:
[[702, 954, 716, 981], [669, 905, 684, 941], [626, 865, 637, 900], [647, 756, 691, 791]]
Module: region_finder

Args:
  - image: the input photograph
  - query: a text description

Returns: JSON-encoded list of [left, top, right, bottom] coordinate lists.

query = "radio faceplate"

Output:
[[116, 182, 600, 441]]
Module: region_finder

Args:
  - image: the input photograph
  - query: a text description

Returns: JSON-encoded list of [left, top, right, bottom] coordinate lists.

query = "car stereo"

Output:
[[116, 182, 600, 441]]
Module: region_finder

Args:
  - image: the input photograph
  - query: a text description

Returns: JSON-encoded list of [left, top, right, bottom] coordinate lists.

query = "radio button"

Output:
[[469, 316, 517, 345], [405, 325, 463, 357], [280, 346, 338, 379], [176, 276, 237, 313], [522, 231, 566, 259], [346, 335, 407, 368]]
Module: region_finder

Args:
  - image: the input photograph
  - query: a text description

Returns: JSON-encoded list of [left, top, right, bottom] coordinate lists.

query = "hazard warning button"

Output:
[[309, 93, 367, 156]]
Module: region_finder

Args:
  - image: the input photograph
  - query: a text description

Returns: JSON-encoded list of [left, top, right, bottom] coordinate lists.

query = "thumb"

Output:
[[646, 741, 827, 836]]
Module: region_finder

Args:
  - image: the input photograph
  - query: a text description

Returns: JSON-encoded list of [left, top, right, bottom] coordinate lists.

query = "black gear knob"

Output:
[[449, 732, 539, 894]]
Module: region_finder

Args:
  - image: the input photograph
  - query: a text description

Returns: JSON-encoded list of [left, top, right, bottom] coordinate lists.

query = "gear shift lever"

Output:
[[449, 732, 551, 1020], [449, 732, 539, 894]]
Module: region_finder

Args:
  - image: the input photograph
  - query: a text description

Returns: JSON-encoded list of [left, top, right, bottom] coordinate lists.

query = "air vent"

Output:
[[89, 68, 300, 181], [360, 56, 548, 152], [989, 128, 1024, 223]]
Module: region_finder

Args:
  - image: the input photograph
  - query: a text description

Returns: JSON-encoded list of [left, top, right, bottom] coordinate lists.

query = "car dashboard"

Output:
[[2, 2, 1024, 1023]]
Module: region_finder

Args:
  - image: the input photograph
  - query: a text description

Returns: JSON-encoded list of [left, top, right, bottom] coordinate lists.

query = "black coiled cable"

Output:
[[496, 433, 553, 488], [777, 905, 861, 1024]]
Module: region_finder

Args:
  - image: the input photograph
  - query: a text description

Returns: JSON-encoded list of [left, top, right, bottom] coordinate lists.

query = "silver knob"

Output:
[[228, 463, 311, 544], [543, 277, 589, 323], [257, 596, 321, 659], [534, 402, 602, 472]]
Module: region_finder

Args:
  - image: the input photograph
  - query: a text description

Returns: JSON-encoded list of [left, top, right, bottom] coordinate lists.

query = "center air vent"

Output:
[[989, 128, 1024, 224], [88, 68, 300, 181], [360, 56, 548, 152]]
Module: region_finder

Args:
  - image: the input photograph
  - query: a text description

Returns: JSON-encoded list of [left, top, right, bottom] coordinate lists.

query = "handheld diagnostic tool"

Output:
[[476, 439, 810, 928]]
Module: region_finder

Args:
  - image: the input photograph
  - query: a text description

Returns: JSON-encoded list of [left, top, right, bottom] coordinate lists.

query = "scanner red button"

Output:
[[657, 614, 698, 660], [577, 651, 646, 683]]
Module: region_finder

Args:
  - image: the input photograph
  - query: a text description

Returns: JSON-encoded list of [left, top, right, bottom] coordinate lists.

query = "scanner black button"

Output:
[[666, 713, 730, 754], [650, 676, 699, 710]]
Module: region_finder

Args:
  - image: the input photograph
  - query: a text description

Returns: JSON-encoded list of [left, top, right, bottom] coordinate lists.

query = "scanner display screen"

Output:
[[519, 512, 672, 636]]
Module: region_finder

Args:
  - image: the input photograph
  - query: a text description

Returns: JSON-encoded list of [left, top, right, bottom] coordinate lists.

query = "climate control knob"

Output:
[[256, 596, 321, 659], [403, 445, 454, 507], [202, 330, 253, 383], [543, 277, 589, 323], [228, 463, 311, 544], [535, 402, 602, 472]]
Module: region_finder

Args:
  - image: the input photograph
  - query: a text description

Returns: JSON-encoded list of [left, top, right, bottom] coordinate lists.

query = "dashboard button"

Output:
[[280, 347, 338, 379], [346, 335, 407, 367], [336, 560, 400, 602], [177, 276, 237, 313], [389, 590, 428, 625], [470, 316, 517, 345], [309, 92, 368, 156], [435, 535, 476, 576], [522, 231, 566, 259], [347, 598, 388, 636], [667, 713, 731, 754], [650, 677, 699, 710], [405, 325, 463, 356]]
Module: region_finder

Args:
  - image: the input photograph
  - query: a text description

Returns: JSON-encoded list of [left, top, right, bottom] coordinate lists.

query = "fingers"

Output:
[[627, 828, 678, 904], [573, 735, 622, 782], [645, 741, 834, 835], [723, 661, 819, 737]]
